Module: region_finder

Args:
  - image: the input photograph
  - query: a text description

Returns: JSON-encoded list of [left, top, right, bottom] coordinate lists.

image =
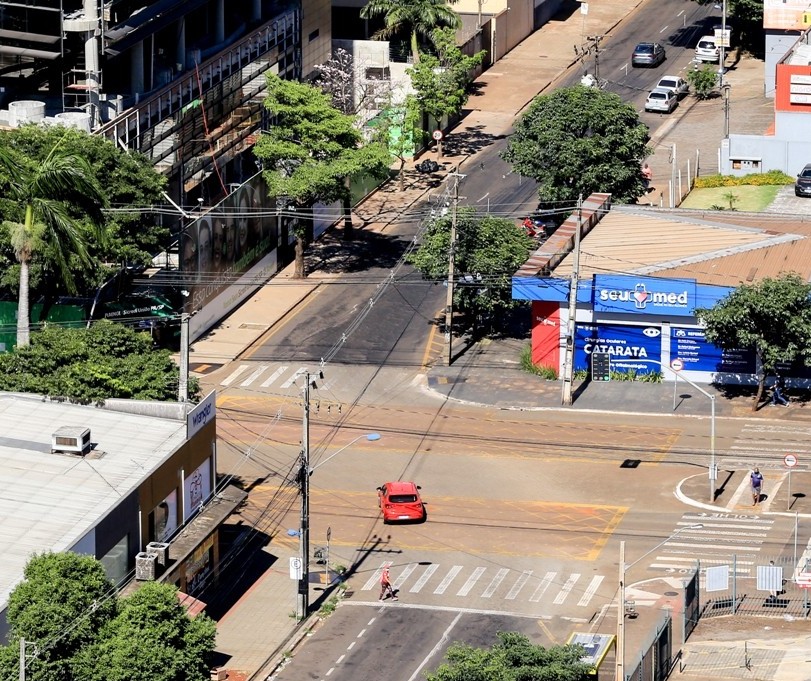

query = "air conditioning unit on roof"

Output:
[[51, 427, 91, 455]]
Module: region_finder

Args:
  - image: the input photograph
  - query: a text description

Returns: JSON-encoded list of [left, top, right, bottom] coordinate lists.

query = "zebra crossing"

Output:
[[650, 512, 775, 576], [358, 561, 607, 609], [219, 363, 334, 390], [725, 422, 811, 470]]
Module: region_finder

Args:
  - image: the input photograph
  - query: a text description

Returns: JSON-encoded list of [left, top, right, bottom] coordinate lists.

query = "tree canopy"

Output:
[[0, 553, 216, 681], [0, 319, 198, 403], [360, 0, 461, 64], [408, 208, 533, 333], [425, 632, 593, 681], [696, 273, 811, 409], [501, 86, 651, 205]]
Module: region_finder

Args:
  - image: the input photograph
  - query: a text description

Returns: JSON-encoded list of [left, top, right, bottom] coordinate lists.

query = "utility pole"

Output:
[[561, 195, 583, 406], [477, 0, 483, 29], [587, 35, 603, 83], [670, 144, 677, 208], [296, 371, 314, 621], [617, 541, 625, 681], [445, 168, 465, 366], [19, 637, 25, 681], [178, 312, 190, 402]]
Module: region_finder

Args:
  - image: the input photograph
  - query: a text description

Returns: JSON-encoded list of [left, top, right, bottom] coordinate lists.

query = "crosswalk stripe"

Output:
[[677, 521, 771, 531], [505, 571, 533, 600], [481, 568, 509, 598], [457, 567, 486, 596], [281, 367, 306, 389], [260, 365, 288, 387], [553, 574, 580, 605], [530, 572, 557, 603], [361, 561, 392, 591], [221, 365, 249, 386], [679, 528, 768, 538], [394, 563, 418, 589], [665, 540, 762, 552], [655, 556, 755, 565], [434, 566, 462, 594], [410, 564, 438, 593], [578, 576, 604, 607], [651, 562, 750, 574], [681, 515, 772, 525], [240, 364, 268, 387]]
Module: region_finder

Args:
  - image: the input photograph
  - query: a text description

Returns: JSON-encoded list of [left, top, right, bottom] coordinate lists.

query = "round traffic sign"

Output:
[[432, 129, 444, 141], [785, 454, 799, 468], [671, 358, 684, 372]]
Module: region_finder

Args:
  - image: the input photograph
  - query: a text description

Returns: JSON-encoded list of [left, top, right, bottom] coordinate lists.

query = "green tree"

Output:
[[254, 74, 391, 277], [0, 320, 199, 404], [370, 96, 423, 191], [696, 273, 811, 410], [501, 86, 651, 205], [72, 582, 216, 681], [691, 0, 763, 52], [686, 63, 718, 100], [408, 208, 533, 334], [0, 134, 107, 347], [408, 28, 485, 158], [360, 0, 461, 64], [0, 552, 117, 681], [425, 632, 593, 681]]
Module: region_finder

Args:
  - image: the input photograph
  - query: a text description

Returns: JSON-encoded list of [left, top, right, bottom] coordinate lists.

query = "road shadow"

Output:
[[304, 229, 412, 274], [443, 124, 506, 158]]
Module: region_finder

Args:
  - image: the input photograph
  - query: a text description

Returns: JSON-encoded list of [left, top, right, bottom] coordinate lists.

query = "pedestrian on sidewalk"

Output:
[[771, 374, 789, 407], [751, 468, 764, 506], [641, 163, 653, 193], [379, 566, 397, 601]]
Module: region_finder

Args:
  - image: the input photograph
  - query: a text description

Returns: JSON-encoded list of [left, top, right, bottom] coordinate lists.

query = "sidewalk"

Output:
[[199, 3, 811, 680]]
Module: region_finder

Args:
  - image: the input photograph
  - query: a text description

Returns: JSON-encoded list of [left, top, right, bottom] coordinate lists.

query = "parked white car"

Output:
[[695, 36, 720, 63], [655, 75, 689, 98], [645, 88, 678, 113]]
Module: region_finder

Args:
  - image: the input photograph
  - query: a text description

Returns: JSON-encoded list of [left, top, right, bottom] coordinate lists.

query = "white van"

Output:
[[695, 36, 720, 63]]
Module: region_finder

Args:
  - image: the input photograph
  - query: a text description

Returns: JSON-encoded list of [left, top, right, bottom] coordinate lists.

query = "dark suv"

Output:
[[796, 164, 811, 197]]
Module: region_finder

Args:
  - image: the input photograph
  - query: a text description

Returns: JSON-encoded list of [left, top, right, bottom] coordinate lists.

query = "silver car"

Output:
[[655, 75, 689, 98], [645, 88, 677, 113]]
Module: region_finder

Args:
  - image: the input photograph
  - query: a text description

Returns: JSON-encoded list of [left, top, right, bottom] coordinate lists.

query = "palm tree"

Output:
[[360, 0, 462, 64], [0, 138, 107, 348]]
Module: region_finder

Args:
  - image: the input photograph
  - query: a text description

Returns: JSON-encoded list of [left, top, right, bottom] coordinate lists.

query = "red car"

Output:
[[377, 482, 426, 523]]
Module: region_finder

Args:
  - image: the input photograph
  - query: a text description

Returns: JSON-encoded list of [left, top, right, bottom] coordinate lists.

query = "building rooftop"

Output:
[[550, 207, 811, 287], [0, 393, 187, 612]]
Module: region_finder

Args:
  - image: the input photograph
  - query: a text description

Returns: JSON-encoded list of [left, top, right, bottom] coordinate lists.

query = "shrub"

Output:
[[686, 63, 718, 100], [695, 170, 793, 188], [519, 345, 558, 379]]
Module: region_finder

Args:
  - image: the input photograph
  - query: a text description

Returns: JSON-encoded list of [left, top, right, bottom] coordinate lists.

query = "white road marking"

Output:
[[220, 364, 249, 386], [481, 568, 509, 598], [434, 566, 462, 594], [240, 364, 268, 386], [410, 564, 438, 593], [260, 365, 288, 387], [457, 567, 486, 596], [406, 613, 463, 681], [393, 563, 418, 589], [530, 571, 557, 603], [553, 574, 581, 605], [506, 571, 533, 600], [361, 561, 392, 591], [578, 575, 604, 607], [281, 367, 306, 388]]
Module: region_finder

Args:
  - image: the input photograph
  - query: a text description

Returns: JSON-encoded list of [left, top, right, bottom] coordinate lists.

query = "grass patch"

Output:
[[679, 185, 781, 212], [520, 345, 558, 379]]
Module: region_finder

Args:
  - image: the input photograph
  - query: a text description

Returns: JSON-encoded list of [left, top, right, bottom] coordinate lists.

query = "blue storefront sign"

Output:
[[671, 327, 756, 373], [593, 275, 697, 317], [575, 323, 662, 373]]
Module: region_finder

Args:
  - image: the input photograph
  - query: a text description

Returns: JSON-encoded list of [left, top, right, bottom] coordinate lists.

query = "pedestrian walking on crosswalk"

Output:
[[380, 566, 397, 601], [751, 468, 764, 506]]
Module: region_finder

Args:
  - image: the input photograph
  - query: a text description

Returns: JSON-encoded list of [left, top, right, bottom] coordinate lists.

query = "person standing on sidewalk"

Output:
[[771, 374, 789, 406], [379, 566, 397, 601], [751, 468, 764, 506], [641, 163, 653, 192]]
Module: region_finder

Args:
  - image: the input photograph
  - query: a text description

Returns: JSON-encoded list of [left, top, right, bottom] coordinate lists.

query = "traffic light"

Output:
[[591, 352, 611, 382]]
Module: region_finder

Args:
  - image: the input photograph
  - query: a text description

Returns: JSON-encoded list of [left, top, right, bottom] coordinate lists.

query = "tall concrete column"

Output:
[[84, 0, 100, 127], [175, 17, 186, 72], [215, 0, 225, 44], [130, 40, 145, 96]]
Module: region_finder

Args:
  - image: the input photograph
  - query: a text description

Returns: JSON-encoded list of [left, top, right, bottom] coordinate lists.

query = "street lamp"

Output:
[[616, 524, 704, 681], [296, 431, 381, 621]]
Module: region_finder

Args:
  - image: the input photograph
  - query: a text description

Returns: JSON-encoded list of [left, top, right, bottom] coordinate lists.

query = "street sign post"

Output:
[[432, 130, 443, 141], [796, 572, 811, 589], [591, 352, 611, 382], [785, 454, 799, 511], [289, 557, 302, 580]]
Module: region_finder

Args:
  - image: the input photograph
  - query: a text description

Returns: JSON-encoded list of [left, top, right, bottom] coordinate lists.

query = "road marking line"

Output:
[[578, 576, 604, 607], [240, 364, 268, 386], [434, 566, 462, 594], [344, 600, 559, 620], [457, 567, 486, 596], [347, 642, 355, 650], [361, 561, 392, 591], [281, 367, 307, 388], [651, 563, 749, 574], [681, 514, 772, 524], [553, 574, 580, 605], [677, 521, 771, 531], [406, 613, 463, 681], [506, 571, 533, 600], [394, 563, 418, 589], [656, 555, 754, 565], [530, 572, 557, 603], [221, 365, 249, 386], [676, 528, 768, 537], [481, 568, 509, 598], [665, 541, 762, 552], [410, 564, 438, 593], [420, 310, 443, 369], [336, 655, 345, 664], [260, 365, 288, 387]]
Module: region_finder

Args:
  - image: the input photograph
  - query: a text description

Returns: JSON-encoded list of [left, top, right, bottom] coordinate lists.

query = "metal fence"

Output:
[[699, 554, 811, 619], [627, 611, 672, 681]]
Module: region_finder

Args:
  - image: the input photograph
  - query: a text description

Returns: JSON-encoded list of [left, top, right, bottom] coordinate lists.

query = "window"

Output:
[[308, 29, 319, 43]]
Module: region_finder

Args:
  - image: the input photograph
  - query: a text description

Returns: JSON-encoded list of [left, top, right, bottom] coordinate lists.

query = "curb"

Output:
[[250, 615, 322, 681]]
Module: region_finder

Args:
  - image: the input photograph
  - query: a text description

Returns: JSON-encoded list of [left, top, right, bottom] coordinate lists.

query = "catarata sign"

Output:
[[593, 275, 696, 316]]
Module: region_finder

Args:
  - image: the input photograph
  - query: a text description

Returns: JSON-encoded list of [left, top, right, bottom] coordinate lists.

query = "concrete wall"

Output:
[[302, 0, 332, 78], [722, 133, 811, 176], [766, 32, 800, 97]]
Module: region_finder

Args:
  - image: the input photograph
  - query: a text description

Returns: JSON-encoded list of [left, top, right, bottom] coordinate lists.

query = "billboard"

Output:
[[593, 275, 696, 317], [671, 326, 756, 374], [574, 323, 662, 373]]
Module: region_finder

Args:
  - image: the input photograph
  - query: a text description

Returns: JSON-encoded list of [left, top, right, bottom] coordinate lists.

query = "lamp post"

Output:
[[616, 524, 704, 681], [296, 430, 381, 621]]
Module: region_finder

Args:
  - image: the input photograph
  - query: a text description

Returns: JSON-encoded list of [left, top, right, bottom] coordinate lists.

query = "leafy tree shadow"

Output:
[[442, 124, 506, 158], [304, 228, 411, 274]]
